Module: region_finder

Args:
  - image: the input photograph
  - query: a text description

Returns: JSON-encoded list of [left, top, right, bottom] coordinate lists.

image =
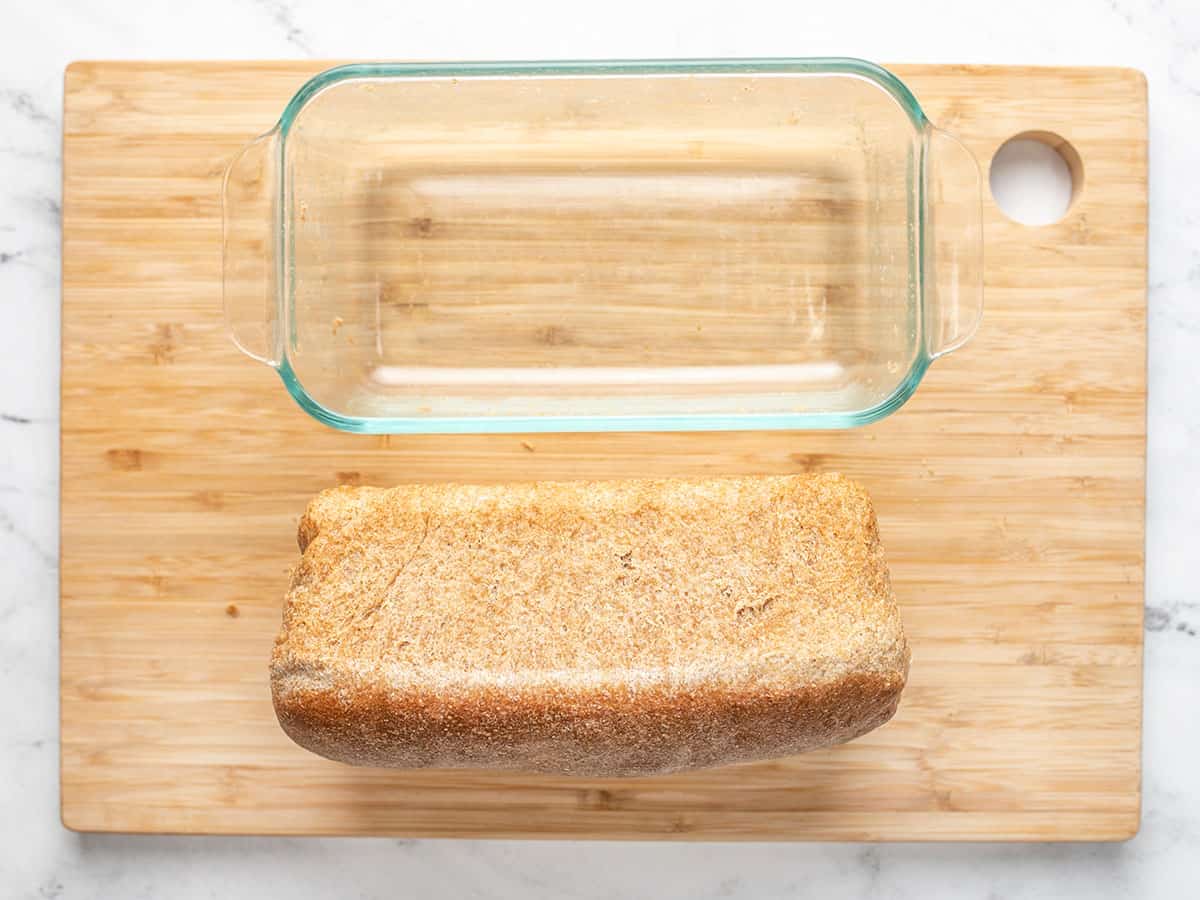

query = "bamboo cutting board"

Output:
[[60, 62, 1147, 840]]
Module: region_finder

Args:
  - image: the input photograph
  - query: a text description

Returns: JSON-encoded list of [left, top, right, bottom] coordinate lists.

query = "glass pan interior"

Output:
[[282, 65, 924, 428]]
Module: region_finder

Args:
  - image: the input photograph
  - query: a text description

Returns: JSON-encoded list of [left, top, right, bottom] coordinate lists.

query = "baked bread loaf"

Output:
[[271, 473, 908, 776]]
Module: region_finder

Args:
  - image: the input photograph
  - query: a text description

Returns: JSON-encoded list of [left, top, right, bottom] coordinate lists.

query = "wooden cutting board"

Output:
[[60, 62, 1146, 840]]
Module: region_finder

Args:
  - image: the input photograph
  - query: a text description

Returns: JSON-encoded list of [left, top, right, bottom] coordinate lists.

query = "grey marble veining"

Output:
[[1, 0, 1197, 896]]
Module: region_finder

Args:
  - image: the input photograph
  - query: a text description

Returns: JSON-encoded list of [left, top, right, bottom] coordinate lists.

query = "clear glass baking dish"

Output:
[[223, 59, 982, 433]]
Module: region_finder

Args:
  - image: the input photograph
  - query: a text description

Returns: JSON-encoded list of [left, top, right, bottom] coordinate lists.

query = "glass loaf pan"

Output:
[[223, 59, 983, 433]]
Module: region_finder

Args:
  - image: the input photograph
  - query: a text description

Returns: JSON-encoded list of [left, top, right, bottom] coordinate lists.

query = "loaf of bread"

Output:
[[271, 473, 908, 776]]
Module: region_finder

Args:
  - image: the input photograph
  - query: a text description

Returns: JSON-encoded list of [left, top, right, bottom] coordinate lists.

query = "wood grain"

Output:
[[60, 62, 1146, 839]]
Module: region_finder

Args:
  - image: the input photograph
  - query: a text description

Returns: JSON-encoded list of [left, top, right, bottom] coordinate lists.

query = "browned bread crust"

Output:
[[271, 474, 909, 776]]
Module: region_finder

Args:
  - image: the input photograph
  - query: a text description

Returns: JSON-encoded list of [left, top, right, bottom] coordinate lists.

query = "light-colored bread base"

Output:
[[272, 474, 909, 776]]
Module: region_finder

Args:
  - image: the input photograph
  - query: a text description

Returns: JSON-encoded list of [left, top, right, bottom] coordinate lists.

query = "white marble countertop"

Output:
[[3, 0, 1197, 895]]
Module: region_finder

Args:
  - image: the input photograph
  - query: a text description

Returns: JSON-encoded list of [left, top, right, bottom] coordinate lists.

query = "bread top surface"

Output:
[[276, 474, 907, 693]]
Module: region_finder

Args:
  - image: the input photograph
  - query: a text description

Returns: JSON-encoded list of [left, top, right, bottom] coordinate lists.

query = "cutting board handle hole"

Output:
[[989, 131, 1083, 225]]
